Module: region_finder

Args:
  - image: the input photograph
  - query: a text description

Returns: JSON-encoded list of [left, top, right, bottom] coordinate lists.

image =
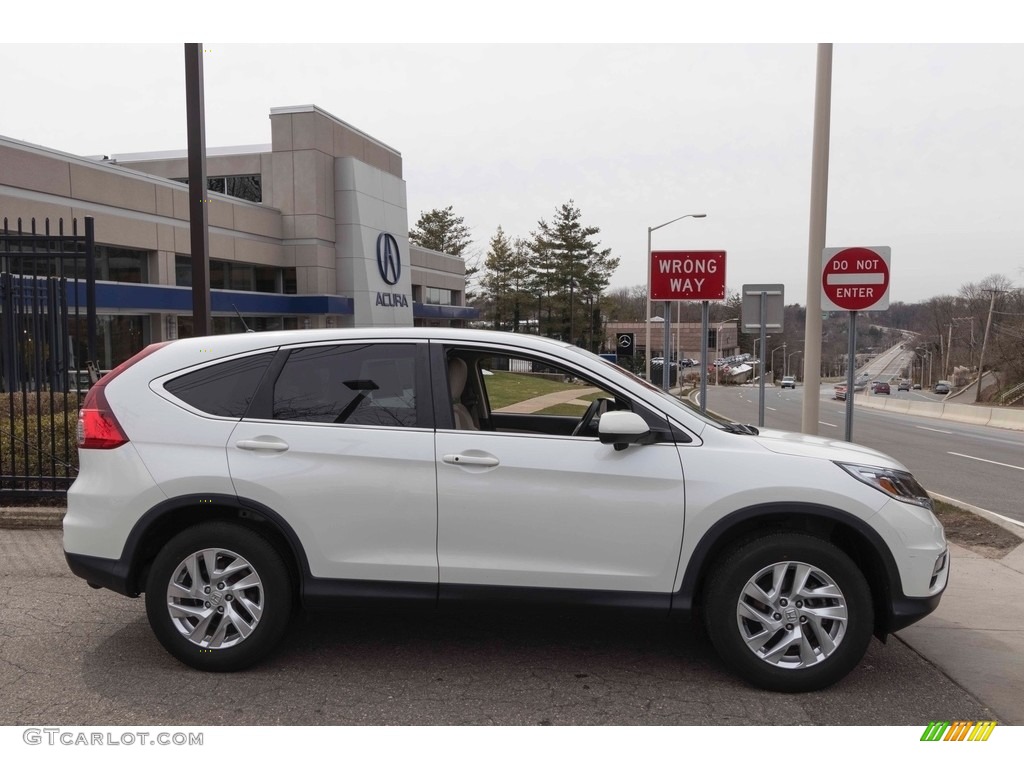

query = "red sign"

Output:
[[650, 250, 726, 301], [821, 246, 891, 312]]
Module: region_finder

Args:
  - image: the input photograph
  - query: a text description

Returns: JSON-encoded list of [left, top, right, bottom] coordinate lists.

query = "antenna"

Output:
[[233, 304, 256, 333]]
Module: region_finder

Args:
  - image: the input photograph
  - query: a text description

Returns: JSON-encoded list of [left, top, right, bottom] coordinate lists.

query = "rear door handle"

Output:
[[442, 453, 499, 467], [236, 438, 290, 452]]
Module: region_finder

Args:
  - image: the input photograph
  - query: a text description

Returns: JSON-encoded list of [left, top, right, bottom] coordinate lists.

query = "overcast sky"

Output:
[[2, 37, 1021, 305]]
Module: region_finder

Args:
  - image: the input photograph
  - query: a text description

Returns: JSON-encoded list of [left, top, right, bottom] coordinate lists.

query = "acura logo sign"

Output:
[[376, 232, 401, 286]]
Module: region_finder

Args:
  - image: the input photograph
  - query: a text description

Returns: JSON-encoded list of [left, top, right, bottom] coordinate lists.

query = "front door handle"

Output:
[[236, 438, 290, 452], [442, 453, 499, 467]]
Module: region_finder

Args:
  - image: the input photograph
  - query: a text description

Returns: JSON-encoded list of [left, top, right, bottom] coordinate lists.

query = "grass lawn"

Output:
[[484, 371, 589, 410]]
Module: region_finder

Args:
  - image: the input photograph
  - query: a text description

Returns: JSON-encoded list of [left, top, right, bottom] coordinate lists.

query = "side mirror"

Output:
[[598, 411, 651, 451]]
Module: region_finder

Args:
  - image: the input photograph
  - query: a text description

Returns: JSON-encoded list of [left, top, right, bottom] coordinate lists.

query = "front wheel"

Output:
[[145, 522, 293, 672], [704, 533, 873, 692]]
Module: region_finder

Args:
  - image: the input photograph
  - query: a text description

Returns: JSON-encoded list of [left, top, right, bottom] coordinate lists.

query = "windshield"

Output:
[[575, 348, 742, 431]]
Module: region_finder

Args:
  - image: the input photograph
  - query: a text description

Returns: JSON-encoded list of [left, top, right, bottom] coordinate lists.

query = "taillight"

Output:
[[77, 342, 170, 450]]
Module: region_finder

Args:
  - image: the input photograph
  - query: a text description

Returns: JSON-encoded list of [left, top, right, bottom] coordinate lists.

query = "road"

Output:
[[700, 383, 1024, 524], [0, 529, 996, 726]]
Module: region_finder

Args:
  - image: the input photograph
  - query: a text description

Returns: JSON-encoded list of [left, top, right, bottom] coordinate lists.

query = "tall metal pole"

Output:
[[801, 43, 833, 435], [185, 43, 211, 337], [699, 301, 709, 411], [758, 292, 767, 427], [975, 290, 999, 402], [945, 324, 953, 379], [662, 301, 672, 391], [645, 213, 706, 382], [84, 216, 97, 366], [844, 310, 857, 441], [645, 227, 653, 381]]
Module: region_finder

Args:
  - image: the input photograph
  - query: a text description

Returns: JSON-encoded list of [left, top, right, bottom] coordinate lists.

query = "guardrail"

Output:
[[999, 382, 1024, 406], [855, 394, 1024, 431]]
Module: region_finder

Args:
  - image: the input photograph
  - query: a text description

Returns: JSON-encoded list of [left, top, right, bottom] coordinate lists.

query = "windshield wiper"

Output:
[[723, 422, 759, 435]]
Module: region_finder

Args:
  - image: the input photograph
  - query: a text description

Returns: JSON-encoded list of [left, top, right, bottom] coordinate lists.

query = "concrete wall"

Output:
[[855, 394, 1024, 431]]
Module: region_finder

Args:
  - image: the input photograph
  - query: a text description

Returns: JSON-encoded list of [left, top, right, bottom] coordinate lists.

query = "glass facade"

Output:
[[172, 175, 262, 203], [5, 245, 148, 283], [67, 314, 151, 371], [176, 256, 296, 295], [423, 287, 455, 305]]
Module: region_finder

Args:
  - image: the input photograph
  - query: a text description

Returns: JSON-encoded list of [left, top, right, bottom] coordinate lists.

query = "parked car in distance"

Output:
[[872, 382, 891, 395], [834, 384, 848, 400], [934, 380, 952, 394], [913, 383, 922, 390], [898, 380, 911, 391], [780, 376, 797, 389], [64, 328, 948, 693]]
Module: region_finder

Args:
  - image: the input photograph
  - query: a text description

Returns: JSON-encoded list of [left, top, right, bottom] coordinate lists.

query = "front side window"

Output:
[[273, 344, 419, 428]]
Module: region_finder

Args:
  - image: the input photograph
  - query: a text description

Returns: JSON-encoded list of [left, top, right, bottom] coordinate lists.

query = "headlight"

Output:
[[836, 463, 933, 509]]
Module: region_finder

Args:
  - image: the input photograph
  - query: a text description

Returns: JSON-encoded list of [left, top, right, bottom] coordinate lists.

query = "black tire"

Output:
[[145, 522, 293, 672], [703, 533, 873, 692]]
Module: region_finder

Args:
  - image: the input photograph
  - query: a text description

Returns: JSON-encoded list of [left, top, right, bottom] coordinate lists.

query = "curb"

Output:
[[0, 506, 64, 529], [930, 493, 1024, 537]]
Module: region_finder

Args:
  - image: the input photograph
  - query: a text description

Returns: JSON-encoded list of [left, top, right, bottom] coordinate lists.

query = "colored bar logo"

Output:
[[921, 721, 997, 741]]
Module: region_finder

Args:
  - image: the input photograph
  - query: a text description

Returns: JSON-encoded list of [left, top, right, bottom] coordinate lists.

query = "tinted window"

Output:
[[273, 344, 418, 427], [165, 353, 274, 417]]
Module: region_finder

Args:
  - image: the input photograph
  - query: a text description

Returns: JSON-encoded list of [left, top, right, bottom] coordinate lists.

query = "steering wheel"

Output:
[[571, 397, 610, 437]]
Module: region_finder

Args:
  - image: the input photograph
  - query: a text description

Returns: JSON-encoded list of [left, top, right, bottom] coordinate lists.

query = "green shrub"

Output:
[[0, 392, 80, 486]]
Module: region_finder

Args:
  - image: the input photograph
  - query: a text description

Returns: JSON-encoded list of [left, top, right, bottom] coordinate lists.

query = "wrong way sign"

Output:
[[821, 246, 891, 312], [650, 251, 726, 301]]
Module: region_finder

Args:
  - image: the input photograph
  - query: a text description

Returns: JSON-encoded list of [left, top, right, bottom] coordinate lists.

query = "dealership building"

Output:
[[0, 104, 476, 369]]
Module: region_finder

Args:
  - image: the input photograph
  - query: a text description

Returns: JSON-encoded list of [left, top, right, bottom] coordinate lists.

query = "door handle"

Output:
[[442, 453, 499, 467], [236, 438, 290, 452]]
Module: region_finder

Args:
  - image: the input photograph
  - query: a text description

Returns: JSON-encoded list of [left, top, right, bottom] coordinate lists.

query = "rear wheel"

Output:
[[145, 522, 292, 671], [704, 533, 873, 692]]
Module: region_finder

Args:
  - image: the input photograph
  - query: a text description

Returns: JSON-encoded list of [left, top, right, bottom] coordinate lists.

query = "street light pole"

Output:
[[645, 213, 706, 383], [787, 350, 802, 378], [714, 317, 738, 388], [771, 343, 786, 381]]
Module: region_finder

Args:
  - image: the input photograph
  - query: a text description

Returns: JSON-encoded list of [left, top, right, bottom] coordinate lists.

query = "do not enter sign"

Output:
[[821, 246, 891, 312]]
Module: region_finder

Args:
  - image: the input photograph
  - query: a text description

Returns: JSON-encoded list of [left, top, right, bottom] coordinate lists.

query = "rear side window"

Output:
[[273, 344, 419, 427], [165, 353, 275, 417]]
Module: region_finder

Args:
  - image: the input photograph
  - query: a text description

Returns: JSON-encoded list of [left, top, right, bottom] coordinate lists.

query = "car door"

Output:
[[434, 343, 687, 599], [227, 340, 438, 585]]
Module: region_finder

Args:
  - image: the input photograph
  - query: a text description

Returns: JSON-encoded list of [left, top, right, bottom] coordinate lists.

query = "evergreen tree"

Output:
[[408, 205, 478, 303], [480, 227, 515, 330], [408, 206, 473, 257], [481, 227, 535, 331], [530, 201, 619, 348]]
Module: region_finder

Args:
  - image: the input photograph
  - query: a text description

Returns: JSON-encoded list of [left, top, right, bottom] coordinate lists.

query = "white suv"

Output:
[[64, 329, 948, 692]]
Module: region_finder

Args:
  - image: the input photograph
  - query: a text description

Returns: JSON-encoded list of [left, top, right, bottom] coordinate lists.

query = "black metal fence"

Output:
[[1, 216, 96, 499]]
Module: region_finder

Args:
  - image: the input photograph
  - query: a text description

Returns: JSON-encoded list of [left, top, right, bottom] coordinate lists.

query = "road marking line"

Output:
[[947, 452, 1024, 472], [916, 426, 954, 435], [767, 407, 777, 411], [819, 421, 838, 427]]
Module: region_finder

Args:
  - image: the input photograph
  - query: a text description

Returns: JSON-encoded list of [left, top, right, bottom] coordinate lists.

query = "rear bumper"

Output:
[[64, 550, 138, 597]]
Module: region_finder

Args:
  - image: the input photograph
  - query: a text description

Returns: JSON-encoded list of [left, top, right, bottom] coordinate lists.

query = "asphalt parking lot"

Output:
[[0, 528, 997, 726]]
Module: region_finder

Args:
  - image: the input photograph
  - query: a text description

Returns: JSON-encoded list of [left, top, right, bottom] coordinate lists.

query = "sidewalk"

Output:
[[492, 386, 601, 414], [898, 539, 1024, 724]]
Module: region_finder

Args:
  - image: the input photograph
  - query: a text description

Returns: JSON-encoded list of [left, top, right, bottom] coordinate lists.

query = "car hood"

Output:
[[752, 428, 906, 470]]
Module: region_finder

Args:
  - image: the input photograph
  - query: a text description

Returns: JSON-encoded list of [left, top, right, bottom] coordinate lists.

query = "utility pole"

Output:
[[801, 43, 833, 435], [975, 289, 1003, 402], [185, 43, 211, 337]]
